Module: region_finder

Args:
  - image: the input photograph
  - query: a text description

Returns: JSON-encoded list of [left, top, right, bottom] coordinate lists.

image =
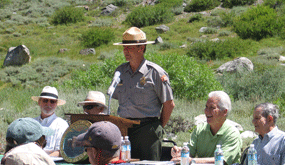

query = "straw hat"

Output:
[[31, 86, 66, 105], [113, 27, 155, 46], [77, 91, 107, 110]]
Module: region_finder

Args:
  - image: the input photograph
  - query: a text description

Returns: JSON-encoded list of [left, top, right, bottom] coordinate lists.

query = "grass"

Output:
[[1, 0, 285, 158]]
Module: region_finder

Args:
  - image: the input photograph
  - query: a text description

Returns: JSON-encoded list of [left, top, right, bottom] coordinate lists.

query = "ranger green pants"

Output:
[[128, 119, 163, 161]]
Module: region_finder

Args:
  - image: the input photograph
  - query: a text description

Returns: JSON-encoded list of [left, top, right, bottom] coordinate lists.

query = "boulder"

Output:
[[155, 36, 163, 44], [194, 114, 243, 131], [101, 4, 118, 15], [279, 55, 285, 62], [199, 27, 208, 33], [3, 45, 31, 67], [58, 48, 69, 53], [75, 5, 89, 11], [240, 131, 258, 139], [155, 25, 170, 33], [217, 57, 254, 73], [79, 48, 96, 55]]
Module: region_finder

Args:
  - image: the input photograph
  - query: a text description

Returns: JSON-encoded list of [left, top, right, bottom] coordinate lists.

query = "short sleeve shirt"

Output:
[[34, 113, 69, 153], [189, 119, 242, 165], [250, 127, 285, 165], [112, 59, 173, 118]]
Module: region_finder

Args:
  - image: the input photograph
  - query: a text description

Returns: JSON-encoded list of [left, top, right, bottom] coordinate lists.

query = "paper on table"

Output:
[[51, 156, 64, 162]]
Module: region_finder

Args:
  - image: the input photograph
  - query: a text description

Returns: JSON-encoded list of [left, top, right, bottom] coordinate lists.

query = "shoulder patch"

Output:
[[161, 75, 168, 83]]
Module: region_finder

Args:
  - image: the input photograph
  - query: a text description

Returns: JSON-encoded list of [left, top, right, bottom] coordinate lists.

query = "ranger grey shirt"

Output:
[[112, 59, 173, 118]]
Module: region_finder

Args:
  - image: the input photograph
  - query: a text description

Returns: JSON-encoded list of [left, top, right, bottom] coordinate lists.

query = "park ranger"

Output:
[[112, 27, 175, 161]]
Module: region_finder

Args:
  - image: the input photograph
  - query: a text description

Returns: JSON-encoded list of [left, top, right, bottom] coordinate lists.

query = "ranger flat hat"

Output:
[[31, 86, 66, 105], [113, 27, 155, 46]]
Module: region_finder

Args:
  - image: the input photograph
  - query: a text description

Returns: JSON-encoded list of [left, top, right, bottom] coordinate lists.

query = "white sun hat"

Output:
[[77, 91, 107, 110], [113, 27, 155, 46], [31, 86, 66, 105]]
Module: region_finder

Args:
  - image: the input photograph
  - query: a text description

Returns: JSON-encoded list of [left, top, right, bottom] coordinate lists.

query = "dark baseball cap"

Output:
[[76, 121, 121, 155], [6, 117, 54, 145]]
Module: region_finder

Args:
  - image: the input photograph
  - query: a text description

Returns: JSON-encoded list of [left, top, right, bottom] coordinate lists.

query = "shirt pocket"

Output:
[[116, 86, 127, 105], [134, 82, 153, 105], [271, 155, 280, 165]]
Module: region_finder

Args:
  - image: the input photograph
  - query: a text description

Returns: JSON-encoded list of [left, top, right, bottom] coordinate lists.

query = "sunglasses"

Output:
[[84, 146, 93, 152], [42, 99, 57, 104], [83, 105, 100, 110]]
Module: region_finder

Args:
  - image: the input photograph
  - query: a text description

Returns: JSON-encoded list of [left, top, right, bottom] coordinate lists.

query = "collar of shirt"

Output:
[[206, 119, 229, 137], [125, 59, 147, 75], [258, 126, 278, 141], [38, 113, 57, 126]]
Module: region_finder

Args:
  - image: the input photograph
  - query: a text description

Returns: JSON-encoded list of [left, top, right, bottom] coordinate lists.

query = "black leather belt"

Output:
[[127, 117, 159, 123]]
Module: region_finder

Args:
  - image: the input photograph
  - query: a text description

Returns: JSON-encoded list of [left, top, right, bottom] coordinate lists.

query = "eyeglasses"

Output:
[[42, 99, 57, 104], [83, 105, 100, 110]]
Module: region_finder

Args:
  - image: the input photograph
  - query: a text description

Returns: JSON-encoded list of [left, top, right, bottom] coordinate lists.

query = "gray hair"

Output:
[[255, 102, 279, 124], [208, 91, 232, 113]]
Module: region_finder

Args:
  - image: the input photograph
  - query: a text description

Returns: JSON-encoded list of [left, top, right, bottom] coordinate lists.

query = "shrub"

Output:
[[145, 53, 223, 100], [186, 37, 253, 60], [124, 5, 174, 27], [172, 6, 184, 15], [0, 57, 86, 87], [89, 18, 114, 27], [218, 30, 231, 36], [158, 42, 178, 50], [184, 0, 220, 12], [63, 52, 125, 89], [0, 0, 10, 9], [51, 6, 85, 25], [64, 51, 223, 100], [210, 8, 226, 16], [114, 0, 128, 6], [202, 27, 218, 34], [188, 14, 203, 23], [219, 66, 285, 102], [207, 16, 223, 27], [81, 27, 114, 48], [233, 5, 283, 40], [263, 0, 285, 8], [155, 0, 183, 7], [221, 0, 255, 8]]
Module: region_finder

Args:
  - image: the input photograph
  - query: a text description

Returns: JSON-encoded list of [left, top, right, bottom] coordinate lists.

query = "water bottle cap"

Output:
[[124, 136, 129, 140], [183, 142, 188, 146], [216, 144, 221, 148], [250, 144, 254, 148]]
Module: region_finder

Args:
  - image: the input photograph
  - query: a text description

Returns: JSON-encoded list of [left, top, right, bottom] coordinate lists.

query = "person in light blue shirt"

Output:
[[245, 102, 285, 165]]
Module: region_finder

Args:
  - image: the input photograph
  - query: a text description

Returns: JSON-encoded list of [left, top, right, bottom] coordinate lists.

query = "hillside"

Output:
[[1, 0, 285, 154]]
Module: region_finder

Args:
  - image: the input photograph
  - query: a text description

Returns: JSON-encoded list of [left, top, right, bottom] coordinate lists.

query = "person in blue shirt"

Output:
[[245, 102, 285, 165]]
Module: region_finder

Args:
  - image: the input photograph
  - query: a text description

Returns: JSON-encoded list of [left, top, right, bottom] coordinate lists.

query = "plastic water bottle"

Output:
[[120, 136, 126, 161], [248, 144, 257, 165], [124, 136, 131, 161], [214, 145, 224, 165], [180, 142, 189, 165]]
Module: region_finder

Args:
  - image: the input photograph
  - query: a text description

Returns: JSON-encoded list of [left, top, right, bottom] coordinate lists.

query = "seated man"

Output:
[[1, 117, 55, 165], [172, 91, 242, 165], [32, 86, 69, 157], [77, 91, 108, 115], [244, 102, 285, 164], [76, 121, 125, 165]]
